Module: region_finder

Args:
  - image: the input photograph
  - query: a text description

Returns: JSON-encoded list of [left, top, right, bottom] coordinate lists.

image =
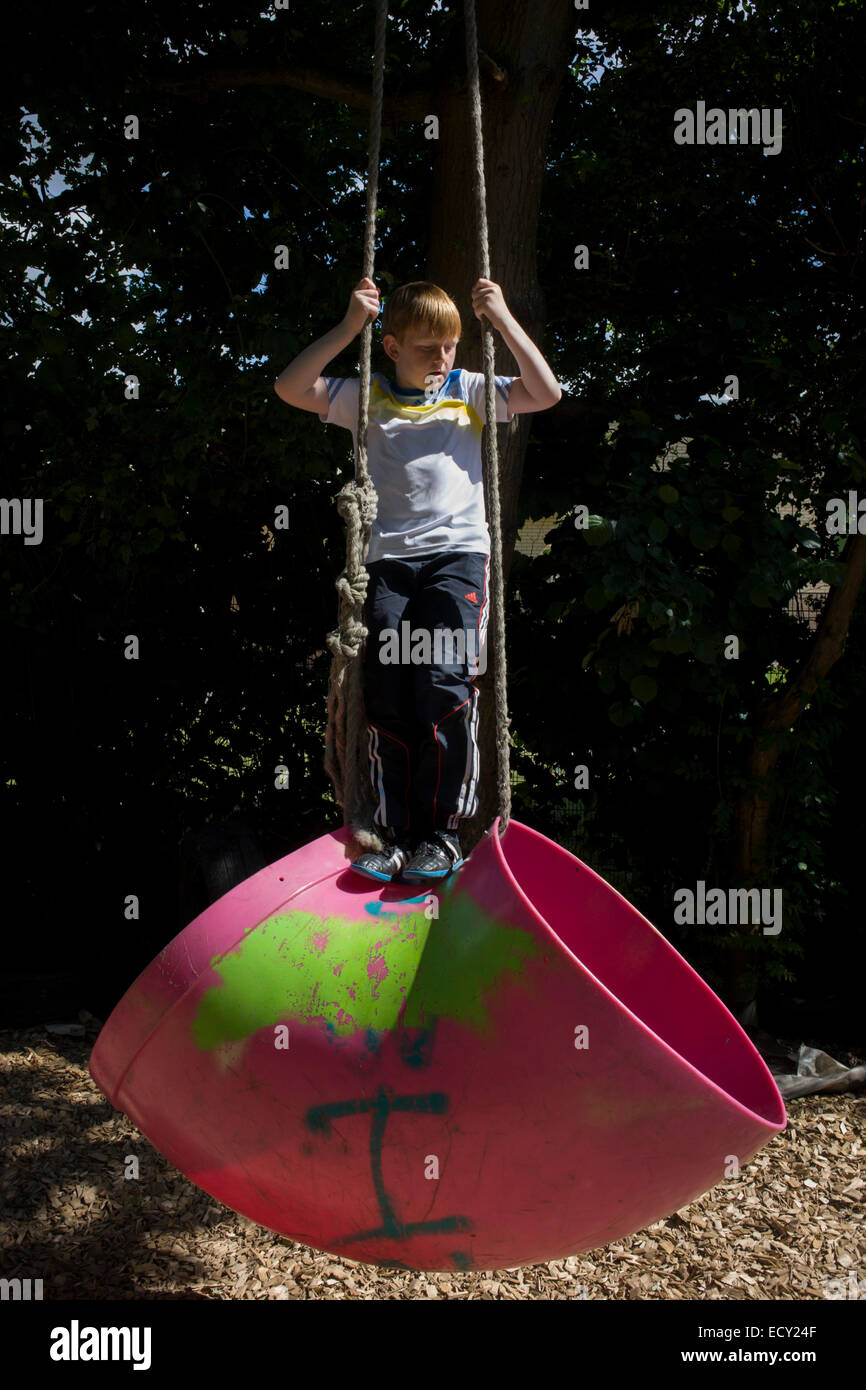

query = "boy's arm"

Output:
[[470, 278, 561, 415], [273, 277, 380, 413]]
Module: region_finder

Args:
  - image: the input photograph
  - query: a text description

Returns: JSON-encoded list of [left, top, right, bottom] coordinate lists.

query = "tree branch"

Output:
[[735, 530, 866, 884], [761, 529, 866, 730], [478, 50, 508, 86], [126, 64, 431, 122]]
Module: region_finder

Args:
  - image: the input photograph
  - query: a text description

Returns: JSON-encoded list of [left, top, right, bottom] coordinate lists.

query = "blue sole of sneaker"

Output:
[[350, 863, 397, 883], [402, 859, 464, 883]]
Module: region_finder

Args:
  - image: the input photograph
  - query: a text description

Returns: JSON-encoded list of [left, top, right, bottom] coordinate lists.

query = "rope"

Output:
[[326, 0, 512, 845], [324, 0, 387, 850], [464, 0, 512, 833]]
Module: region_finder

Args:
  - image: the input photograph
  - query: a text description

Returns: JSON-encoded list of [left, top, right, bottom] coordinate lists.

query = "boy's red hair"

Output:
[[381, 281, 461, 342]]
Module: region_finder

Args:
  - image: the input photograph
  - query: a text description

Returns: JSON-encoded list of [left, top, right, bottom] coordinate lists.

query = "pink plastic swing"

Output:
[[90, 818, 785, 1272]]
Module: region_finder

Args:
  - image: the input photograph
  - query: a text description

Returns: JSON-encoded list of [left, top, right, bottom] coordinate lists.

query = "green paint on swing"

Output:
[[190, 888, 541, 1051]]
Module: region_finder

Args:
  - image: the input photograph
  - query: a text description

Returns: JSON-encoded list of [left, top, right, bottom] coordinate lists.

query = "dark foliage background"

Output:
[[1, 0, 863, 1036]]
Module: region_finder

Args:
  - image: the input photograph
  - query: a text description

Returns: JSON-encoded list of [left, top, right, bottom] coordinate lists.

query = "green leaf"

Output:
[[817, 561, 846, 586], [689, 524, 720, 550], [584, 584, 609, 612], [630, 674, 658, 703], [658, 484, 679, 504], [584, 516, 614, 548], [608, 700, 634, 727], [648, 517, 669, 542]]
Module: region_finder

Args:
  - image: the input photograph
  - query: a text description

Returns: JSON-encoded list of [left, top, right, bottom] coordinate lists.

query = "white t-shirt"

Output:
[[319, 367, 516, 562]]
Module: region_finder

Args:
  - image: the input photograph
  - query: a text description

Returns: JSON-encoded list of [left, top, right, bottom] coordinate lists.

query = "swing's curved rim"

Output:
[[483, 816, 787, 1134]]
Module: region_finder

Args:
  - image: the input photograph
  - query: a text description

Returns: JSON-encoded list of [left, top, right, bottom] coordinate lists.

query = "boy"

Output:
[[274, 277, 560, 883]]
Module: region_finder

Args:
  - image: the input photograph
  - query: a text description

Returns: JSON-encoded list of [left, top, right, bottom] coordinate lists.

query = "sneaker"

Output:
[[350, 828, 412, 883], [401, 830, 464, 883]]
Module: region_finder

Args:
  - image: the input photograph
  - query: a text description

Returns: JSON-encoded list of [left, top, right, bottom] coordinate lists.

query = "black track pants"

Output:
[[361, 550, 490, 839]]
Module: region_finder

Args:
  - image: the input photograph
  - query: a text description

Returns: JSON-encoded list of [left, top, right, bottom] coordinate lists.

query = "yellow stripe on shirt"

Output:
[[369, 379, 484, 435]]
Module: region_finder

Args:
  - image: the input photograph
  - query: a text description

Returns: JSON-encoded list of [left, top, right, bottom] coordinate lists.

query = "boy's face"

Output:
[[383, 326, 459, 392]]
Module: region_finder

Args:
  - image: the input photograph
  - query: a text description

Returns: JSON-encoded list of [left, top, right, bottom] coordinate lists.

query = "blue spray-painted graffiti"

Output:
[[306, 1085, 472, 1247], [305, 1017, 473, 1266]]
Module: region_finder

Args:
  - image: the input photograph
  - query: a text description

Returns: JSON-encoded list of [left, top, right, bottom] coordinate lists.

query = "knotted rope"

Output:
[[324, 0, 387, 851], [464, 0, 512, 832]]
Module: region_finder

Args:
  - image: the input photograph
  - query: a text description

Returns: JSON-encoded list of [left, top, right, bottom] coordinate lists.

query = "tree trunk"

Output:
[[725, 529, 866, 1009], [736, 530, 866, 879], [424, 0, 576, 854]]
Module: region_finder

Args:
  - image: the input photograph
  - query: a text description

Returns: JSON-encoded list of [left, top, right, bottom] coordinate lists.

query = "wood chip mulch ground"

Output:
[[1, 1027, 863, 1301]]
